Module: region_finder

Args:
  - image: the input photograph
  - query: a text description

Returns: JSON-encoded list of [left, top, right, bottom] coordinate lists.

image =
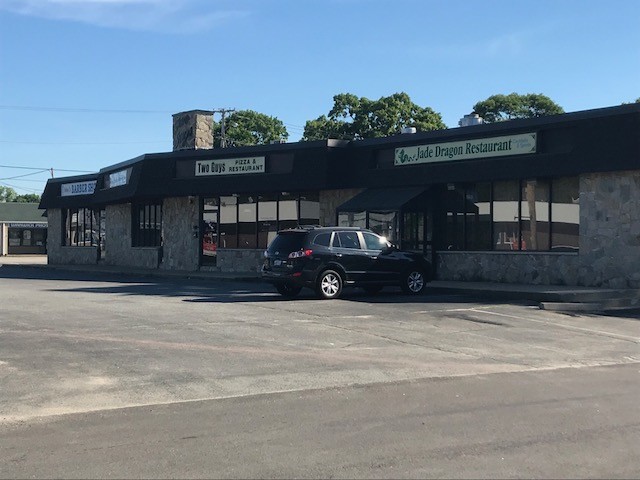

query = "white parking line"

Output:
[[468, 308, 640, 343]]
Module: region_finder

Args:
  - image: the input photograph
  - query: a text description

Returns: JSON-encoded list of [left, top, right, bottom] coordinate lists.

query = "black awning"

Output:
[[337, 186, 428, 212]]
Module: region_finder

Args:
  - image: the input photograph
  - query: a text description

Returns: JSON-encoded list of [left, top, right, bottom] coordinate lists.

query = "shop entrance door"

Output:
[[201, 198, 219, 266], [401, 210, 435, 272]]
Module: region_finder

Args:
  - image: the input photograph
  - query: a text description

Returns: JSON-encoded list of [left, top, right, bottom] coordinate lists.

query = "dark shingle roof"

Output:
[[0, 203, 46, 222]]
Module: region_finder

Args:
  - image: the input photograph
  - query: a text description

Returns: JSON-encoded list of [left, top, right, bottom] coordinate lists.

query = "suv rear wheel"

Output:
[[316, 270, 343, 299], [401, 269, 426, 295]]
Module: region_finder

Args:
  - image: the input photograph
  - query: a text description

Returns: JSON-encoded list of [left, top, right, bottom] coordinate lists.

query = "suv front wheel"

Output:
[[401, 269, 427, 295], [316, 270, 343, 299]]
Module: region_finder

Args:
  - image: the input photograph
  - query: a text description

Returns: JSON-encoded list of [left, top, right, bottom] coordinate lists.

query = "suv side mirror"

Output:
[[381, 242, 396, 254]]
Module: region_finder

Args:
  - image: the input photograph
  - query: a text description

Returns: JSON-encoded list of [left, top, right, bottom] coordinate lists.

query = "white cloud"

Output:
[[0, 0, 250, 33]]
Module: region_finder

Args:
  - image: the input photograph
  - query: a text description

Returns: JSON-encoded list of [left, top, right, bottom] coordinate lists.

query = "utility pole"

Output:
[[213, 108, 236, 148]]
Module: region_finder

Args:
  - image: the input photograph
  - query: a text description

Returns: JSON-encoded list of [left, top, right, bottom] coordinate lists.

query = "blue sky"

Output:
[[0, 0, 638, 195]]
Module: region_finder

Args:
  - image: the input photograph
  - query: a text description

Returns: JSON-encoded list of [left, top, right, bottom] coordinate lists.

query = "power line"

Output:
[[0, 181, 43, 194], [0, 169, 49, 181], [0, 164, 94, 173], [0, 105, 173, 114], [0, 140, 168, 145]]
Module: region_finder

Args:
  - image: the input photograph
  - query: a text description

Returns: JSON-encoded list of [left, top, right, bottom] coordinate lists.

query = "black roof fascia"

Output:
[[351, 103, 640, 150], [333, 103, 640, 190], [39, 172, 99, 209]]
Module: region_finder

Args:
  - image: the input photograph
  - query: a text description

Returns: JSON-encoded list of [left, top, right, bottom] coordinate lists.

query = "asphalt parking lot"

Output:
[[1, 265, 639, 478]]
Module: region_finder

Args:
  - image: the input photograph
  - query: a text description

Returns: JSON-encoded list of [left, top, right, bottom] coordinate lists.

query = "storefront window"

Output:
[[444, 186, 465, 250], [202, 198, 218, 264], [64, 207, 100, 247], [299, 192, 320, 226], [402, 212, 424, 251], [493, 180, 520, 250], [278, 192, 298, 231], [132, 202, 162, 247], [219, 196, 238, 248], [551, 177, 579, 251], [258, 193, 278, 249], [338, 211, 366, 228], [238, 195, 257, 248], [466, 182, 492, 251], [368, 212, 397, 242], [521, 179, 550, 250]]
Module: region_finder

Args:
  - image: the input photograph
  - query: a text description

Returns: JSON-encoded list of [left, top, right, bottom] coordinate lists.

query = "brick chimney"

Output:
[[172, 110, 214, 151]]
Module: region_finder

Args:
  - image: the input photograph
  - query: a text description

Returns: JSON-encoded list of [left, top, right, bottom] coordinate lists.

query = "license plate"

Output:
[[273, 259, 283, 266]]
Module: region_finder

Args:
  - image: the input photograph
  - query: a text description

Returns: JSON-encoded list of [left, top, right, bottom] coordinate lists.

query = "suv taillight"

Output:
[[288, 249, 313, 259]]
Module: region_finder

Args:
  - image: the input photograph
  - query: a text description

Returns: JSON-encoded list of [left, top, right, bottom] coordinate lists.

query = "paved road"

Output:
[[1, 266, 639, 478]]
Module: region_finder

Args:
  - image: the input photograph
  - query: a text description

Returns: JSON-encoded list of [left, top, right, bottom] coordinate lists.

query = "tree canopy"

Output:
[[303, 92, 446, 141], [215, 110, 288, 147], [472, 93, 564, 123], [0, 186, 40, 203]]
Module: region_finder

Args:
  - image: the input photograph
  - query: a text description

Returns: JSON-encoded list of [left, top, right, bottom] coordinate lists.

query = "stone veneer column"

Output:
[[172, 110, 214, 151], [578, 170, 640, 288], [160, 196, 200, 271], [45, 208, 63, 263], [319, 189, 364, 226]]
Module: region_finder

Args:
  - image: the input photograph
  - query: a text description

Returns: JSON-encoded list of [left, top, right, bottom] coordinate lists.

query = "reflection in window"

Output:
[[521, 179, 550, 250], [493, 180, 520, 250], [299, 192, 320, 226], [466, 183, 492, 251], [278, 192, 298, 231], [337, 231, 361, 249], [238, 195, 257, 249], [368, 212, 397, 242], [202, 198, 218, 264], [219, 196, 238, 248], [551, 177, 579, 251], [258, 193, 278, 249], [444, 186, 465, 250], [338, 211, 366, 228], [402, 212, 424, 251], [64, 207, 101, 247], [132, 202, 162, 247]]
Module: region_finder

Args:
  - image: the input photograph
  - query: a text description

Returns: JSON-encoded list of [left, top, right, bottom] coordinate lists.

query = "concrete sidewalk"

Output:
[[1, 254, 639, 311]]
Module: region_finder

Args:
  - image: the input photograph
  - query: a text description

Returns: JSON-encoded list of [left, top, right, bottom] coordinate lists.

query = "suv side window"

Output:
[[337, 231, 361, 249], [362, 232, 385, 250], [312, 232, 331, 247]]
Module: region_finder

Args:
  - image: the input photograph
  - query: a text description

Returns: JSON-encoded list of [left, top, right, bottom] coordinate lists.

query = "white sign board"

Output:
[[195, 157, 265, 176], [61, 180, 96, 197], [395, 133, 537, 166], [109, 170, 128, 188]]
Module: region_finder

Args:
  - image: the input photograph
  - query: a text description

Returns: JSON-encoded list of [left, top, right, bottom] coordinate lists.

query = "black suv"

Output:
[[261, 226, 432, 299]]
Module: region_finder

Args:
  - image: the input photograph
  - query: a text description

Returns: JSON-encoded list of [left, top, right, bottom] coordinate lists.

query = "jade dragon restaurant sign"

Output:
[[195, 157, 265, 176], [395, 133, 537, 166]]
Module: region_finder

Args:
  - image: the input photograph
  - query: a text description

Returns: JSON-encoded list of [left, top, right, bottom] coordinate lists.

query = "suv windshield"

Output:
[[267, 232, 306, 255]]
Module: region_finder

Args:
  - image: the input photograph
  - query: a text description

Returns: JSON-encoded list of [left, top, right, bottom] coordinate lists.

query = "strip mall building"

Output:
[[39, 104, 640, 288]]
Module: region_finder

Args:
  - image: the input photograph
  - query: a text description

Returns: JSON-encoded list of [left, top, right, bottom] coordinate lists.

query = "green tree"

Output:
[[473, 93, 564, 123], [303, 92, 446, 141], [215, 110, 288, 147], [0, 185, 18, 202], [15, 193, 41, 203]]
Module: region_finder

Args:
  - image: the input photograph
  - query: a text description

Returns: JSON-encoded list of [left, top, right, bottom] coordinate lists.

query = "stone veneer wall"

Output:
[[319, 188, 364, 227], [216, 249, 264, 273], [577, 170, 640, 288], [160, 196, 200, 271], [46, 209, 99, 265], [438, 170, 640, 288], [103, 204, 160, 269]]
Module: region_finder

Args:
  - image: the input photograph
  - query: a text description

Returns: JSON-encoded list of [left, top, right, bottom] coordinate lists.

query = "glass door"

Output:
[[201, 198, 219, 266]]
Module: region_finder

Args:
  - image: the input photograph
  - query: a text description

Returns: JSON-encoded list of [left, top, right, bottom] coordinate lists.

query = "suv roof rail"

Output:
[[296, 224, 322, 230]]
